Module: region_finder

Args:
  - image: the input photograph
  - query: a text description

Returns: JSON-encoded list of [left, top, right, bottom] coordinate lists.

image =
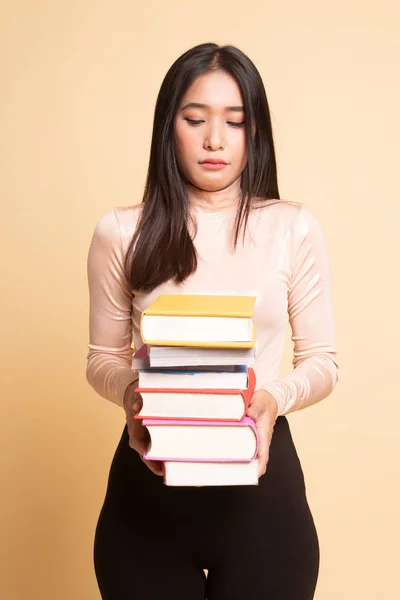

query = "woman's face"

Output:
[[174, 70, 247, 192]]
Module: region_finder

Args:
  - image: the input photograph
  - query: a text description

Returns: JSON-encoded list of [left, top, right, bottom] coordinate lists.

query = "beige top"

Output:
[[86, 199, 338, 416]]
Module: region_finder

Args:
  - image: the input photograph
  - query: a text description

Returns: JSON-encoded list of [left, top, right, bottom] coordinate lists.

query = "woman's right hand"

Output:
[[123, 382, 164, 477]]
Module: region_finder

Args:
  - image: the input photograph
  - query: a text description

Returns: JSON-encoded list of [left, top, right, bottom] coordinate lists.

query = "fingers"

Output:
[[246, 389, 279, 423], [132, 399, 142, 414], [134, 443, 163, 476], [258, 451, 269, 478], [130, 439, 147, 457], [252, 411, 274, 478], [257, 424, 269, 477], [132, 393, 143, 414], [246, 388, 271, 421], [246, 396, 266, 421], [123, 384, 142, 413], [246, 391, 277, 478], [129, 440, 163, 476], [142, 457, 164, 476], [128, 432, 164, 477], [124, 394, 163, 477]]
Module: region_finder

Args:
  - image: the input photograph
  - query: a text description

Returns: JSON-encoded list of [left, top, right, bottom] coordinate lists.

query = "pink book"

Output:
[[142, 416, 259, 462]]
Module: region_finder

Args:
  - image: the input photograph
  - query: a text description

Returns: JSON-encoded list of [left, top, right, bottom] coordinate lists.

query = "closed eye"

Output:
[[184, 118, 245, 128]]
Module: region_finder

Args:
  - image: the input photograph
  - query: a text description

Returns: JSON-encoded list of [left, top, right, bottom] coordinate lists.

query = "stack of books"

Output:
[[132, 294, 259, 487]]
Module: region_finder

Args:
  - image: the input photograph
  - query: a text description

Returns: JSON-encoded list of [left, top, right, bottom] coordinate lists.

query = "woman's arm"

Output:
[[260, 204, 339, 416], [86, 208, 138, 408]]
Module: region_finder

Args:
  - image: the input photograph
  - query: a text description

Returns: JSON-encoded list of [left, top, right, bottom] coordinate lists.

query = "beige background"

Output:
[[1, 1, 399, 598]]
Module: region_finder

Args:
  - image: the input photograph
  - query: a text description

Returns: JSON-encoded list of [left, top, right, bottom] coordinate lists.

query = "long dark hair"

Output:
[[125, 42, 280, 293]]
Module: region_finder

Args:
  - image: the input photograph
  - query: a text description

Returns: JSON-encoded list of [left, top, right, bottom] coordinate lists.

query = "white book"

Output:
[[136, 390, 247, 420], [163, 460, 259, 487], [142, 315, 253, 344], [132, 344, 256, 369], [138, 365, 248, 390], [142, 417, 258, 462]]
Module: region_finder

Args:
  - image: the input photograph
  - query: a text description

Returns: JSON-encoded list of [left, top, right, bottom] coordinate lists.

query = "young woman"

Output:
[[86, 42, 339, 600]]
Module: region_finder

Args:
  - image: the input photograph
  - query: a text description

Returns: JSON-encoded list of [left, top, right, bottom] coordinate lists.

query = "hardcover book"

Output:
[[162, 459, 259, 487], [134, 368, 255, 421], [137, 364, 248, 390], [141, 416, 258, 462], [132, 343, 256, 369], [140, 294, 256, 347]]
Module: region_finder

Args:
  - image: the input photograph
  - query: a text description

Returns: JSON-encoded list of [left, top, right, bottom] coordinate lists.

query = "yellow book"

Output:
[[143, 294, 256, 317], [140, 294, 256, 348]]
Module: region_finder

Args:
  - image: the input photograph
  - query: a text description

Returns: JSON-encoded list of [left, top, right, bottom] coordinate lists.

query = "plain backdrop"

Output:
[[1, 1, 399, 598]]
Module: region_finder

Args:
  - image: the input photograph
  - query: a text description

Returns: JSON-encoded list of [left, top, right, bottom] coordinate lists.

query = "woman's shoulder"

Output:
[[251, 197, 302, 222], [251, 197, 319, 230], [91, 203, 143, 254], [113, 203, 144, 236]]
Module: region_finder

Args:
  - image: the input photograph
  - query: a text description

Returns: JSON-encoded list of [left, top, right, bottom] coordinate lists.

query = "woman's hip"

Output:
[[100, 416, 312, 520]]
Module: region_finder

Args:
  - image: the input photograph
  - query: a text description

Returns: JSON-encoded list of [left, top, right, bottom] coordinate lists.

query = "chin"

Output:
[[195, 175, 233, 190], [199, 182, 228, 192]]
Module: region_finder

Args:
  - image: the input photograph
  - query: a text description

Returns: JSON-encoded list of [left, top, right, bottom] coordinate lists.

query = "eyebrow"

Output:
[[180, 102, 244, 112]]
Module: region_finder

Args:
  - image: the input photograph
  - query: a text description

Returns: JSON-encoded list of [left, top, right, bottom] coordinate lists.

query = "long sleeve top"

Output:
[[86, 198, 338, 416]]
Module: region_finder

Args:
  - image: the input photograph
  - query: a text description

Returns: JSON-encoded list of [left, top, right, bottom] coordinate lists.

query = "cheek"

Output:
[[175, 124, 196, 157], [174, 129, 196, 177], [234, 133, 247, 166]]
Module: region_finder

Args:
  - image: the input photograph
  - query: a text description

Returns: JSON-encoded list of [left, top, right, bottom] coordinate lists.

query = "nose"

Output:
[[203, 120, 225, 151]]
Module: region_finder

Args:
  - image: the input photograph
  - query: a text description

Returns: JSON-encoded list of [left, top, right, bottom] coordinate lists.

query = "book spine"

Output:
[[146, 310, 254, 317], [240, 367, 256, 408], [134, 413, 245, 422], [134, 375, 253, 396], [145, 455, 256, 463], [142, 416, 256, 427], [139, 313, 146, 344], [143, 294, 256, 317], [142, 338, 255, 348]]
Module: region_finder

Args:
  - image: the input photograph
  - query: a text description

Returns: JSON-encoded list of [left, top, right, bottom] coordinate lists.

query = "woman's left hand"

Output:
[[246, 389, 279, 478]]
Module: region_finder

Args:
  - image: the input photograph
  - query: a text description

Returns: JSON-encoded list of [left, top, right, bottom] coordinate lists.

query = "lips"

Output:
[[200, 159, 228, 165]]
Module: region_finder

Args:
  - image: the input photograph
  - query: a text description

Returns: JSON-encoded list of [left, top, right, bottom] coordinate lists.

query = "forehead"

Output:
[[179, 71, 243, 109]]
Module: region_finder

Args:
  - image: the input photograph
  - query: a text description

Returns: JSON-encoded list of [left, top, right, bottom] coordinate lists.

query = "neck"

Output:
[[187, 179, 241, 213]]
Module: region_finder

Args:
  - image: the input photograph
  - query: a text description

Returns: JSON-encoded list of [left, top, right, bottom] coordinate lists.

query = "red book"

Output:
[[134, 368, 255, 421]]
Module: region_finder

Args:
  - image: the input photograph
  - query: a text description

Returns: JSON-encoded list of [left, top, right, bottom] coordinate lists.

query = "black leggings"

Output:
[[94, 416, 319, 599]]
